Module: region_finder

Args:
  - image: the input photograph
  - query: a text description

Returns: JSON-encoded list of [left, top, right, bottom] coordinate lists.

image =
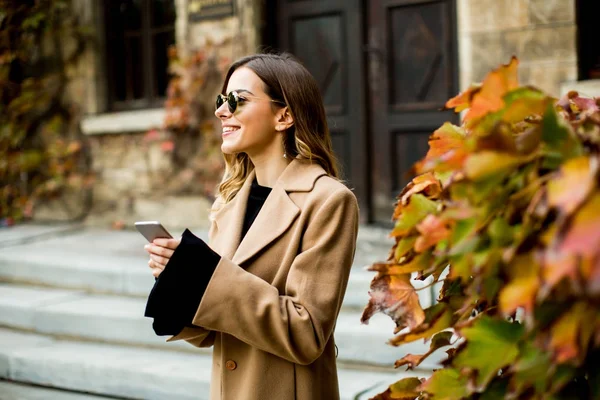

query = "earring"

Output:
[[283, 152, 287, 159]]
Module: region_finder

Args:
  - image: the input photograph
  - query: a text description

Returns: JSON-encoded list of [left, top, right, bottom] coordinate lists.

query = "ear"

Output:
[[275, 107, 294, 132]]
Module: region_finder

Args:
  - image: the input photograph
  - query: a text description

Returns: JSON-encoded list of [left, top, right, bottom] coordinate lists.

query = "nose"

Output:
[[215, 101, 231, 119]]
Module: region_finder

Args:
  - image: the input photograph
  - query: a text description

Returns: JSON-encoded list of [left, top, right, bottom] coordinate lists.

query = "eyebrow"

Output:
[[230, 89, 254, 95]]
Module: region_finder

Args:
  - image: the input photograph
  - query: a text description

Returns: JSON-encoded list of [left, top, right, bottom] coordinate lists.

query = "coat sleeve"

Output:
[[144, 229, 220, 336], [192, 188, 359, 365], [166, 325, 216, 348]]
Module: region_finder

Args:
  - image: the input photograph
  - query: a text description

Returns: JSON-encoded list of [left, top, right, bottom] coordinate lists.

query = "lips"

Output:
[[222, 126, 240, 137]]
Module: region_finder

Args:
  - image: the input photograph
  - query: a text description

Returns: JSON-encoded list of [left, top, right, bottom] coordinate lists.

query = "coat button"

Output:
[[225, 360, 237, 371]]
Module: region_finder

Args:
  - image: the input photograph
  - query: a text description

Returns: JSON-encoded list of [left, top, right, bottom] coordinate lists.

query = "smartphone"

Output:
[[134, 221, 173, 242]]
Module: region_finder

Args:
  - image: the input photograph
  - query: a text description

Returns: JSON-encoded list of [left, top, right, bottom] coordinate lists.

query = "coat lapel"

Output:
[[212, 159, 327, 266], [210, 173, 253, 260]]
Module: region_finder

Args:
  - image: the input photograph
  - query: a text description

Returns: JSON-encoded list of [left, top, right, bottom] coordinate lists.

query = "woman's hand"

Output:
[[145, 238, 181, 278]]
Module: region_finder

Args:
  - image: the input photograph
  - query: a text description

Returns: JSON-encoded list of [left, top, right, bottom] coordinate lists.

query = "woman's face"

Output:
[[215, 67, 282, 157]]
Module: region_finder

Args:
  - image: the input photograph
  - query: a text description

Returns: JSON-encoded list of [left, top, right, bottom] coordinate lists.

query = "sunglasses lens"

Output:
[[227, 92, 237, 113], [215, 94, 224, 110]]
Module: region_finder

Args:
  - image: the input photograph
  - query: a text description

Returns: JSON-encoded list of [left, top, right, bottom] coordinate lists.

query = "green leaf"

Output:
[[388, 377, 422, 398], [419, 368, 469, 400], [511, 342, 551, 396], [370, 377, 423, 400], [488, 217, 513, 247], [394, 236, 418, 261], [542, 103, 571, 146], [449, 217, 478, 249], [480, 378, 509, 400], [452, 316, 524, 391], [541, 103, 583, 161], [464, 151, 523, 181], [392, 194, 438, 236]]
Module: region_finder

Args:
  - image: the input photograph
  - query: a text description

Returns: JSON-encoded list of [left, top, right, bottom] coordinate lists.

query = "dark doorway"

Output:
[[267, 0, 458, 224], [366, 0, 459, 223], [576, 0, 600, 80]]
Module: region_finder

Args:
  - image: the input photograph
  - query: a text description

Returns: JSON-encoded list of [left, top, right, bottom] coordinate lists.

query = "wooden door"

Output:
[[367, 0, 458, 223], [270, 0, 370, 221]]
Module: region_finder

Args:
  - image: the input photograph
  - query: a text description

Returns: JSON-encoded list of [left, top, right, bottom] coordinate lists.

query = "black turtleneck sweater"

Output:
[[144, 179, 272, 335]]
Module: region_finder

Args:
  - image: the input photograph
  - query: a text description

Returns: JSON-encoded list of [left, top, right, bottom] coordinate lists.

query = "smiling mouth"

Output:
[[222, 127, 240, 136]]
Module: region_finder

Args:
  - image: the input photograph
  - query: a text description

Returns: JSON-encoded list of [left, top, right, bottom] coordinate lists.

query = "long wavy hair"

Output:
[[216, 53, 340, 204]]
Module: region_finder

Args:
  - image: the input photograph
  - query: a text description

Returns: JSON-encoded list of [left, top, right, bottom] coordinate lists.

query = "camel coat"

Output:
[[166, 159, 359, 400]]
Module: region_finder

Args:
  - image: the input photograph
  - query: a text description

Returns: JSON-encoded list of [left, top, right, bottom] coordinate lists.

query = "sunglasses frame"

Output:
[[216, 91, 285, 113]]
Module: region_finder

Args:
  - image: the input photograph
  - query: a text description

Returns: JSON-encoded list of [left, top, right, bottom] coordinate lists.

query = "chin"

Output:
[[221, 143, 242, 155]]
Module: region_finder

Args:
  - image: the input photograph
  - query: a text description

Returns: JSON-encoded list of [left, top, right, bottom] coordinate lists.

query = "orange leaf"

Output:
[[414, 123, 468, 174], [548, 303, 595, 364], [463, 56, 519, 124], [397, 172, 443, 212], [361, 273, 425, 332], [547, 156, 596, 215], [500, 254, 540, 315], [559, 193, 600, 258], [445, 84, 481, 113], [415, 215, 451, 252]]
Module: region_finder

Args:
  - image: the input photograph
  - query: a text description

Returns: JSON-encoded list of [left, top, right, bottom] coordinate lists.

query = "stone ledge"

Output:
[[81, 108, 165, 135], [560, 79, 600, 97]]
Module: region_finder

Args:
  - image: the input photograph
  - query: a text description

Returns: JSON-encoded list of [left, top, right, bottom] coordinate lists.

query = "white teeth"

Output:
[[222, 127, 238, 133]]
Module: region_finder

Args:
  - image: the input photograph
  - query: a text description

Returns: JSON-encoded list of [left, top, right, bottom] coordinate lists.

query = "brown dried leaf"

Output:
[[361, 274, 425, 332]]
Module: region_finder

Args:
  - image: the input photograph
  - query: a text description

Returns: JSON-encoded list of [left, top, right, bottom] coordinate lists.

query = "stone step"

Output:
[[0, 229, 435, 310], [0, 328, 425, 400], [0, 380, 121, 400], [0, 284, 446, 370]]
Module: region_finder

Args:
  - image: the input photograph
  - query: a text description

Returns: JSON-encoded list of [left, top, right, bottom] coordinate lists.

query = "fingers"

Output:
[[150, 253, 169, 267], [144, 243, 175, 259], [152, 237, 181, 250], [148, 259, 164, 278]]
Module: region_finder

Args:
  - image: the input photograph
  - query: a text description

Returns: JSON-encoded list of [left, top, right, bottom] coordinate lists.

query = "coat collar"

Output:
[[211, 159, 327, 265]]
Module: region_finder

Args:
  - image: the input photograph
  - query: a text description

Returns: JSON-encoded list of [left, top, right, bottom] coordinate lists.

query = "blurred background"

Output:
[[0, 1, 599, 399], [1, 0, 598, 230]]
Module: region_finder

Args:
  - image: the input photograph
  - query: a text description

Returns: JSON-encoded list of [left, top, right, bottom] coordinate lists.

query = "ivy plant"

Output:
[[0, 0, 93, 225], [362, 57, 600, 399]]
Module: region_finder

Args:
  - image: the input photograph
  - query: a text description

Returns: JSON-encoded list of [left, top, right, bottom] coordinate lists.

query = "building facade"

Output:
[[64, 0, 597, 228]]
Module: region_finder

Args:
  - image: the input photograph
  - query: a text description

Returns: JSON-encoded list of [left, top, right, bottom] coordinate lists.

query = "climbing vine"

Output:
[[0, 0, 93, 224]]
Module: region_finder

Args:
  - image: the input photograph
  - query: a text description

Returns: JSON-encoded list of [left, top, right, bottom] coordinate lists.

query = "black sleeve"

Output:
[[144, 228, 221, 336]]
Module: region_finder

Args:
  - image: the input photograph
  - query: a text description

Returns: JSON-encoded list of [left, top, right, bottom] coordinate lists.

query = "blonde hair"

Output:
[[216, 53, 340, 204]]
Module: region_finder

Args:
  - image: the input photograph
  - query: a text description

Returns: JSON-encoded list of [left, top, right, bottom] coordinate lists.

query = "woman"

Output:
[[143, 53, 359, 400]]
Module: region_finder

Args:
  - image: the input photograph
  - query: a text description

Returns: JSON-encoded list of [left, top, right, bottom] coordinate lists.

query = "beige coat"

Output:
[[167, 159, 359, 400]]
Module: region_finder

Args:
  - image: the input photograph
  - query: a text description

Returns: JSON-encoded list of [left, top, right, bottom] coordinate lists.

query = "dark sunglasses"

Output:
[[215, 91, 285, 113]]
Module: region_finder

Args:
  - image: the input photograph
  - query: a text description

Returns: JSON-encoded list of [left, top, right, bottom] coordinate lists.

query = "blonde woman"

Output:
[[144, 53, 359, 400]]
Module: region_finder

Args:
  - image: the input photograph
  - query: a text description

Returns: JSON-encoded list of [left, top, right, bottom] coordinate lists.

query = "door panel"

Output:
[[275, 0, 369, 222], [270, 0, 457, 224], [368, 0, 458, 223]]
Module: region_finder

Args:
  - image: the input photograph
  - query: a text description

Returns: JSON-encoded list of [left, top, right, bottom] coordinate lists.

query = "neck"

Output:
[[249, 153, 291, 188]]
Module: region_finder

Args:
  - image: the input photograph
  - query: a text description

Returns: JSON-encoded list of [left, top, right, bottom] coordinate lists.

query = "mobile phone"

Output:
[[134, 221, 173, 242]]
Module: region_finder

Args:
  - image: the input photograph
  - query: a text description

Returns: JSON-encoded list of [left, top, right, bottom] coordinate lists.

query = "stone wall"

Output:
[[457, 0, 577, 96]]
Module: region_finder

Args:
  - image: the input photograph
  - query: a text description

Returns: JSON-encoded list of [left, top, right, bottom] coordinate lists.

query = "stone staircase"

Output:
[[0, 224, 443, 399]]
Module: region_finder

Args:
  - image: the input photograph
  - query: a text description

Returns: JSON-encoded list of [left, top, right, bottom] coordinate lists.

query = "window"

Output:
[[104, 0, 176, 111], [577, 0, 600, 80]]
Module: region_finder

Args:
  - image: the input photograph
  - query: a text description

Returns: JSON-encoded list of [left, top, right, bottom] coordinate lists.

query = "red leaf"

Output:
[[160, 140, 175, 152]]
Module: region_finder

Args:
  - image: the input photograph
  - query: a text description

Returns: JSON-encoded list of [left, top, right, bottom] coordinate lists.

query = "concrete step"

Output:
[[0, 229, 435, 310], [0, 284, 446, 369], [0, 328, 425, 400], [0, 380, 121, 400]]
